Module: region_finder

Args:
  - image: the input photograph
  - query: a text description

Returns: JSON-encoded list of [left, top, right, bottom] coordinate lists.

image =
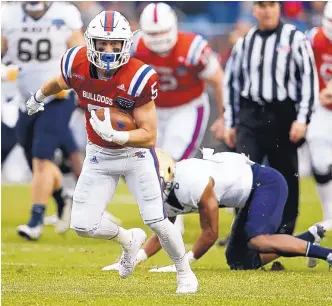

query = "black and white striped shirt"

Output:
[[223, 22, 319, 128]]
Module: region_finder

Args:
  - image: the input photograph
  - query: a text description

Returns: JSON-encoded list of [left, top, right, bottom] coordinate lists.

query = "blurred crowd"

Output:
[[75, 1, 327, 65]]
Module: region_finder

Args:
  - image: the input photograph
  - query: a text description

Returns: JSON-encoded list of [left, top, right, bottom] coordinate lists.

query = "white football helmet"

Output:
[[84, 11, 133, 71], [155, 148, 176, 191], [139, 3, 178, 53], [323, 2, 332, 41]]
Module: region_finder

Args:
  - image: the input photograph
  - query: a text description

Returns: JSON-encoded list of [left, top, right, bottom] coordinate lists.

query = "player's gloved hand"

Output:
[[102, 249, 148, 271], [90, 108, 129, 145], [90, 108, 114, 142], [26, 90, 45, 115]]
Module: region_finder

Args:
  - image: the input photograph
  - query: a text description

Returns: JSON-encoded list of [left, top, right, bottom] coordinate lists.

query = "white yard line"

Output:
[[2, 262, 101, 268]]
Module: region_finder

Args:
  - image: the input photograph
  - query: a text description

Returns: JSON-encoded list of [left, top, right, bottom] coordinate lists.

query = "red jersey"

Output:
[[61, 46, 158, 148], [132, 32, 212, 108], [307, 27, 332, 110]]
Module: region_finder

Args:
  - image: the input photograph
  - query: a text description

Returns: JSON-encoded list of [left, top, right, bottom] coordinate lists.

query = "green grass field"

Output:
[[2, 178, 331, 306]]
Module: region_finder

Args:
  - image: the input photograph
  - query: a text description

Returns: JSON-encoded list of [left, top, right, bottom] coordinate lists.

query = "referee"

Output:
[[223, 1, 319, 235]]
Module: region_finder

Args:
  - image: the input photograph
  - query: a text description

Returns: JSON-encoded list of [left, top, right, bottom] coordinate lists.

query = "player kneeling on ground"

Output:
[[103, 148, 332, 271], [24, 10, 198, 294]]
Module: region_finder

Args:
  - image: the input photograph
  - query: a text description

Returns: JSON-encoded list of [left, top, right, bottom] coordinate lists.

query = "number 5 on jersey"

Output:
[[151, 81, 158, 100]]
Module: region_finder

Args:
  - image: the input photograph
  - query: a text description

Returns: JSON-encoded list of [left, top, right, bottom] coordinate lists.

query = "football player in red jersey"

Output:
[[134, 2, 225, 161], [305, 2, 332, 267], [24, 10, 198, 294]]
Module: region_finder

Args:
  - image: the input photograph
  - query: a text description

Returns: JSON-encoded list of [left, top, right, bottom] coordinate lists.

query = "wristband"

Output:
[[112, 130, 129, 145], [35, 89, 46, 103], [187, 250, 197, 264]]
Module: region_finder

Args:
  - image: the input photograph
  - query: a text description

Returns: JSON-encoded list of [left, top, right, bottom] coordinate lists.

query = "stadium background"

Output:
[[2, 0, 325, 182]]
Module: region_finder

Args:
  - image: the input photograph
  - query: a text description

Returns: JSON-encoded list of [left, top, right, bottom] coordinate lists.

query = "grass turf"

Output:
[[1, 178, 331, 305]]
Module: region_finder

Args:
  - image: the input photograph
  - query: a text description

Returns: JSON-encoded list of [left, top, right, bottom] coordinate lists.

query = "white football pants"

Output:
[[71, 142, 166, 232]]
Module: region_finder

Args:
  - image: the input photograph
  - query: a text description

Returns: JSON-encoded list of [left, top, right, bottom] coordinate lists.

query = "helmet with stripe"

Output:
[[323, 2, 332, 41], [139, 3, 178, 53], [84, 11, 133, 71]]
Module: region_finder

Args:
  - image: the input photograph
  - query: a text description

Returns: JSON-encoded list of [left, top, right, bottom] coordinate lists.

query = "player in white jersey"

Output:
[[1, 1, 85, 239], [103, 149, 332, 271]]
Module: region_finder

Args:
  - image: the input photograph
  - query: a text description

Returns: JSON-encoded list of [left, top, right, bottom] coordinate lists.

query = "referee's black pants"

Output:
[[235, 98, 301, 235]]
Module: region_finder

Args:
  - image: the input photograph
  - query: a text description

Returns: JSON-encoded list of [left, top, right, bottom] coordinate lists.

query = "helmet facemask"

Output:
[[155, 148, 176, 197], [160, 165, 175, 192], [85, 34, 132, 72], [142, 26, 178, 54]]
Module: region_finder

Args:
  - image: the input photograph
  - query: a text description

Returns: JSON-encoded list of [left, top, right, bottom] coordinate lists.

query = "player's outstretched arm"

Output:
[[191, 178, 219, 260], [148, 179, 219, 273], [26, 74, 70, 116], [40, 74, 71, 97]]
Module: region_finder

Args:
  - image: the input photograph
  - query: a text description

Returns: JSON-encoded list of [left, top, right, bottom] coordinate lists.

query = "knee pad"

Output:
[[312, 165, 332, 185]]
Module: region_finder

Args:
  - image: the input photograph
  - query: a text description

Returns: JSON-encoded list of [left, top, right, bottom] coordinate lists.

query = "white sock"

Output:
[[113, 227, 132, 250], [99, 211, 131, 247], [149, 219, 191, 275], [316, 180, 332, 225]]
